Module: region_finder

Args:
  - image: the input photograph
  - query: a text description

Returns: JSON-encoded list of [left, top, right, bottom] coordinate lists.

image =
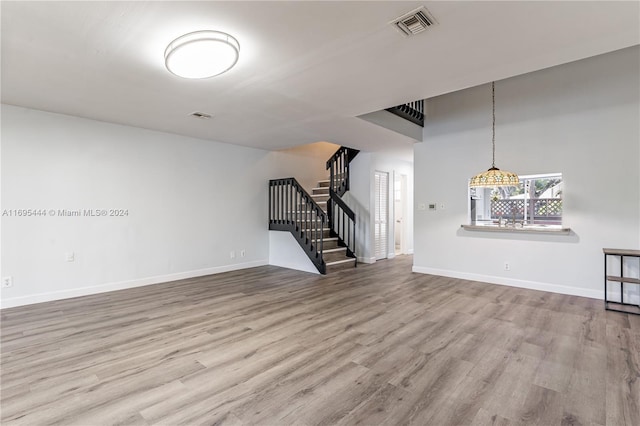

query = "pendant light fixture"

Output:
[[469, 82, 519, 188], [165, 30, 240, 79]]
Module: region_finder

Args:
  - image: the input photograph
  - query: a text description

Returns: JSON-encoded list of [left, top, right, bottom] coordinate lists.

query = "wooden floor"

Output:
[[1, 256, 639, 425]]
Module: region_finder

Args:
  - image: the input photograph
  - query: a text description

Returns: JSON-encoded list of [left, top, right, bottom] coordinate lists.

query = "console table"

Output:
[[603, 248, 640, 315]]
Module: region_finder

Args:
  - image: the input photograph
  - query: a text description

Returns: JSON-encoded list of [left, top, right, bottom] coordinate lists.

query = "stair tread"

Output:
[[326, 258, 356, 266], [324, 247, 347, 253]]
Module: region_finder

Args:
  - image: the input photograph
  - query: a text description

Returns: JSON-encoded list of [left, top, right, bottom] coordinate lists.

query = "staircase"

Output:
[[269, 146, 359, 274], [310, 179, 357, 273]]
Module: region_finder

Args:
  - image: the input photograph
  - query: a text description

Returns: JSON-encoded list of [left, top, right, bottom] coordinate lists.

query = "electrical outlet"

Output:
[[418, 203, 426, 211], [2, 277, 13, 288], [504, 262, 510, 271], [240, 249, 246, 258], [230, 251, 236, 259], [65, 252, 75, 262]]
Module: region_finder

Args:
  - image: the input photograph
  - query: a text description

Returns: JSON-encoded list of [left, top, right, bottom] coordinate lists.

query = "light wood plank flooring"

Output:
[[2, 256, 639, 425]]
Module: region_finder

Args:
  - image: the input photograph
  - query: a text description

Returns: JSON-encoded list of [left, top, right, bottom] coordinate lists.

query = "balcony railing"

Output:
[[385, 99, 424, 127], [491, 198, 562, 224]]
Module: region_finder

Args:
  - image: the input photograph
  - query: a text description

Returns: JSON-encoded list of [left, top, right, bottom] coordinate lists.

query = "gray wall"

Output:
[[413, 46, 640, 299]]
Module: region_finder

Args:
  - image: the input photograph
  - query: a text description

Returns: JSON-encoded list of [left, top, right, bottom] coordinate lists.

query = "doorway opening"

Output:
[[394, 173, 407, 255]]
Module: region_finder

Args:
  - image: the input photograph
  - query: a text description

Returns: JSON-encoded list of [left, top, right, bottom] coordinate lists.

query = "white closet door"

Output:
[[374, 171, 389, 260]]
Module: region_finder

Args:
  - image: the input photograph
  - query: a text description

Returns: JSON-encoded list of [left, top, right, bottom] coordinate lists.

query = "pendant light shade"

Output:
[[469, 167, 519, 187], [470, 82, 519, 188]]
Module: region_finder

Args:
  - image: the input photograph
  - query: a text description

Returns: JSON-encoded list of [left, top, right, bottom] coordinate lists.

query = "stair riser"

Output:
[[312, 188, 329, 195], [317, 181, 330, 188], [317, 229, 333, 238], [323, 250, 350, 263], [325, 259, 357, 273], [323, 240, 340, 250], [292, 232, 339, 249], [304, 232, 332, 243], [297, 228, 331, 238]]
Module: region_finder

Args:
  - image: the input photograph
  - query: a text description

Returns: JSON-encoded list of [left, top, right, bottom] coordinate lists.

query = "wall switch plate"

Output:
[[65, 252, 75, 262], [2, 277, 13, 288], [418, 203, 426, 211], [240, 249, 246, 258], [230, 251, 236, 259]]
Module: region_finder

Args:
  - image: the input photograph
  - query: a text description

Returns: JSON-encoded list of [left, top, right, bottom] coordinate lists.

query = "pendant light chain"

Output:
[[469, 80, 519, 188], [492, 81, 496, 169]]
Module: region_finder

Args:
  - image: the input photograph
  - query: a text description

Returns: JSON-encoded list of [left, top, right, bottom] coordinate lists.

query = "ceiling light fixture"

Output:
[[469, 82, 519, 188], [165, 30, 240, 79]]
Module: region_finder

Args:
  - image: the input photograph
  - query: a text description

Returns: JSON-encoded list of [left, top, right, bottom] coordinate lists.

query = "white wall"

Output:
[[413, 46, 640, 299], [357, 110, 423, 141], [268, 231, 320, 275], [347, 151, 414, 264], [0, 107, 348, 306], [1, 105, 276, 308], [270, 142, 339, 192]]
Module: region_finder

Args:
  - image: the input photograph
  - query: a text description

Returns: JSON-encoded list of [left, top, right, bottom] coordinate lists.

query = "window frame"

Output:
[[469, 172, 563, 229]]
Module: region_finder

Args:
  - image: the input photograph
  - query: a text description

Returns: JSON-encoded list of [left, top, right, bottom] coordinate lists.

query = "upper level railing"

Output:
[[385, 99, 424, 127], [269, 177, 326, 274]]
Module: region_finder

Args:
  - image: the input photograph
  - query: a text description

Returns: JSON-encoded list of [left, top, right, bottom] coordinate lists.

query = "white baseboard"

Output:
[[358, 256, 377, 264], [411, 266, 603, 300], [0, 260, 268, 309]]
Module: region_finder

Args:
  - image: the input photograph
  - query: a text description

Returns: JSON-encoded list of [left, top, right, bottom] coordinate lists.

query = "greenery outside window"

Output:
[[469, 173, 563, 228]]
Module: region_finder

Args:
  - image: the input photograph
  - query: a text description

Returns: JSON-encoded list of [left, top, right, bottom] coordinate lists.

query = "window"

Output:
[[469, 173, 563, 227]]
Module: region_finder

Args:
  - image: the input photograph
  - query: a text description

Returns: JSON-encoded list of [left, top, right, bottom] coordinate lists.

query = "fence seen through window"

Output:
[[470, 173, 563, 227]]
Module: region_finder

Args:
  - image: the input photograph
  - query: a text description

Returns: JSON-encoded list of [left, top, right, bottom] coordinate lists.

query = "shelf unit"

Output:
[[603, 248, 640, 315]]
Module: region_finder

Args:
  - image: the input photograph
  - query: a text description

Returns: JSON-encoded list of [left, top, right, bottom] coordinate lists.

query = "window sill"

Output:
[[461, 224, 571, 235]]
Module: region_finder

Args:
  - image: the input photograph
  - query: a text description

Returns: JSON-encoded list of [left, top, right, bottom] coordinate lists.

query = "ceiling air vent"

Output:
[[190, 111, 212, 119], [392, 6, 437, 36]]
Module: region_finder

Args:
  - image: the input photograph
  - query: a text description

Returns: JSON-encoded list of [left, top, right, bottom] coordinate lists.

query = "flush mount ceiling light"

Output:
[[469, 82, 519, 188], [165, 30, 240, 79]]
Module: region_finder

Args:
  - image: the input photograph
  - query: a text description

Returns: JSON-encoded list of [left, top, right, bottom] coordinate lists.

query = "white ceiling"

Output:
[[2, 1, 638, 158]]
